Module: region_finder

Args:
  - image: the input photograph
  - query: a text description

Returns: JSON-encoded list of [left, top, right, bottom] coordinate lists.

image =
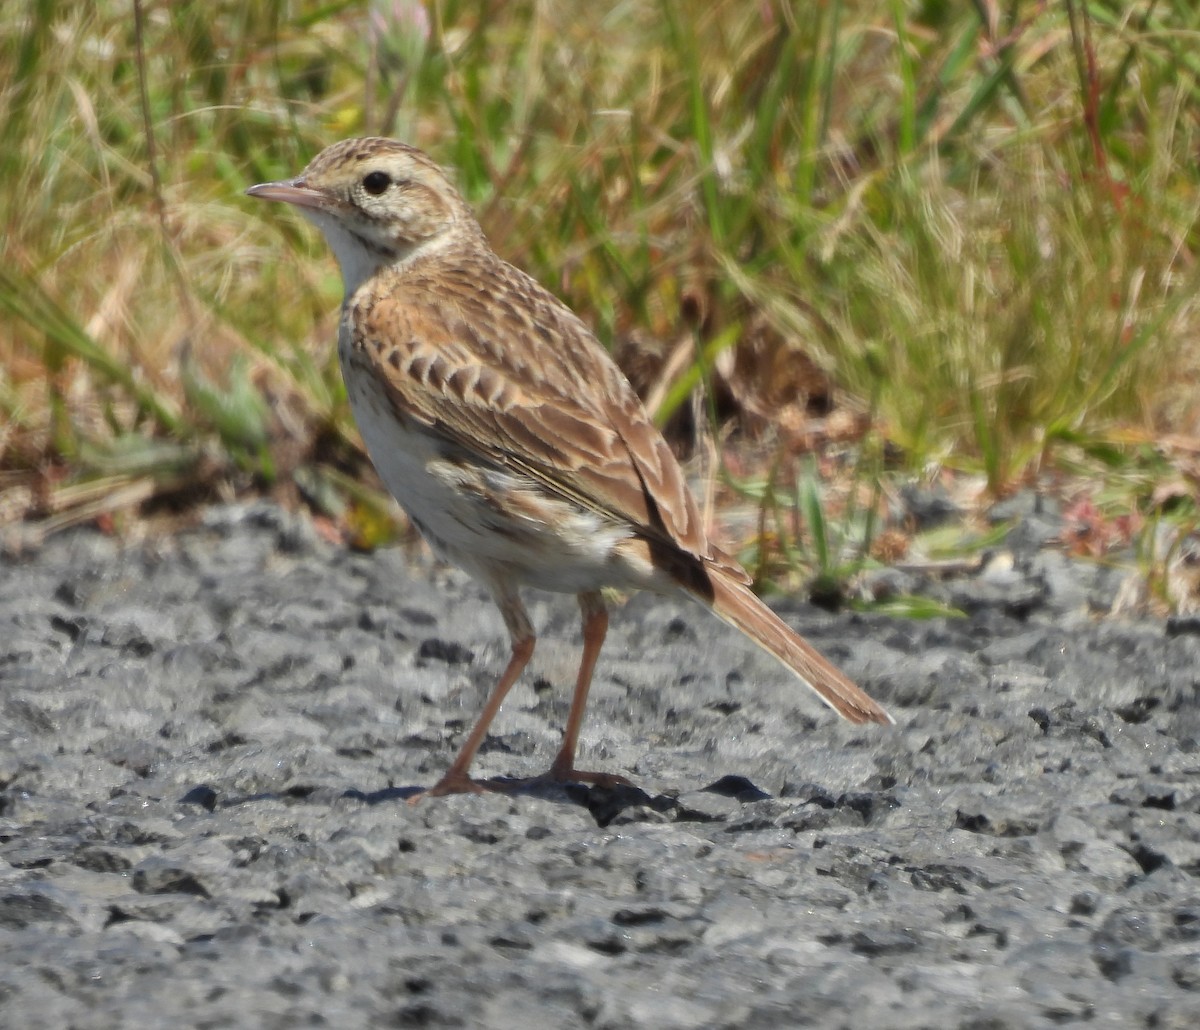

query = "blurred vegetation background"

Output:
[[2, 0, 1199, 602]]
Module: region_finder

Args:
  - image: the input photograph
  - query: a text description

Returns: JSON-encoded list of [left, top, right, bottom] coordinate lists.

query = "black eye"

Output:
[[362, 171, 391, 195]]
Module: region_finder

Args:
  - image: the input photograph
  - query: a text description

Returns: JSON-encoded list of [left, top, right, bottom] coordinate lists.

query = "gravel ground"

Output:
[[2, 502, 1199, 1028]]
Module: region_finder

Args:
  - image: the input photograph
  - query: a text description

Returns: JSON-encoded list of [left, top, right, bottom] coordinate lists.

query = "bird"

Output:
[[246, 137, 891, 797]]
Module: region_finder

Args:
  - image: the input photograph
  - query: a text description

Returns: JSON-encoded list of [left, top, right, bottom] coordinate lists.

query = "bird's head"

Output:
[[247, 137, 478, 296]]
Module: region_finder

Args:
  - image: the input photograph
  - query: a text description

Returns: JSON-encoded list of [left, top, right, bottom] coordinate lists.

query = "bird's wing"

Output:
[[351, 256, 745, 580]]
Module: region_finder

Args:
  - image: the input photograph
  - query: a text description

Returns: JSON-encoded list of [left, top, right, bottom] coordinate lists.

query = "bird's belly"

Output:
[[343, 356, 646, 595]]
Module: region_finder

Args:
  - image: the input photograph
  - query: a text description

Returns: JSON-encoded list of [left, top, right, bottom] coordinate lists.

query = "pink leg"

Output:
[[417, 581, 534, 799], [543, 591, 630, 786]]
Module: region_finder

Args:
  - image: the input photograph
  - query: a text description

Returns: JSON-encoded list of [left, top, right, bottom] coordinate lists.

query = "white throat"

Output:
[[299, 208, 459, 299], [299, 209, 396, 298]]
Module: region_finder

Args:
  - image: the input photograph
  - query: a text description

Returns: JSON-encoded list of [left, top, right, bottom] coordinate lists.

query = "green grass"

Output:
[[2, 0, 1199, 602]]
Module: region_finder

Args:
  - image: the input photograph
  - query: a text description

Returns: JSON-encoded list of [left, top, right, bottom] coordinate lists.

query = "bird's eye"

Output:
[[362, 171, 392, 196]]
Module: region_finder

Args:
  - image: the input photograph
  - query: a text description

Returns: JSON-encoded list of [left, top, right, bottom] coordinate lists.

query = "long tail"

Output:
[[702, 570, 893, 725]]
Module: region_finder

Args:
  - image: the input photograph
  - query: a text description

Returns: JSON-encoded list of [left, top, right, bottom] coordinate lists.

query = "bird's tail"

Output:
[[703, 570, 893, 726]]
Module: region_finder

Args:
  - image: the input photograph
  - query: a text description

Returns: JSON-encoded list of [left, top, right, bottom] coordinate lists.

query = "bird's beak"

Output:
[[245, 177, 328, 210]]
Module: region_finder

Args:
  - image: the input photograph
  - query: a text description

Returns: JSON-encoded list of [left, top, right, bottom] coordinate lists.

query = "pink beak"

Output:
[[245, 178, 328, 210]]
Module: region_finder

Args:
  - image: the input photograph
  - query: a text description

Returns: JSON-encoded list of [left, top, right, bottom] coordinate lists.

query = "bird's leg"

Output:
[[417, 583, 534, 799], [541, 591, 631, 787]]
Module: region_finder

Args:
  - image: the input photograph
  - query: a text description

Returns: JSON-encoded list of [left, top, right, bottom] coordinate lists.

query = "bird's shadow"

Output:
[[182, 774, 771, 828], [342, 779, 672, 827], [344, 773, 772, 827]]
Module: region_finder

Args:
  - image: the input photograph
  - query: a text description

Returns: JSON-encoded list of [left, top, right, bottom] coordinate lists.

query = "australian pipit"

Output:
[[247, 138, 890, 797]]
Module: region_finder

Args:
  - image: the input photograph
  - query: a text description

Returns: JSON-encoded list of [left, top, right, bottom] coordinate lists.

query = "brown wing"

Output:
[[351, 253, 744, 580]]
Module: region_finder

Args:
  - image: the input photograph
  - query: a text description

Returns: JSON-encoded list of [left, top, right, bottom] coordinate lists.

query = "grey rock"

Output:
[[899, 482, 963, 530]]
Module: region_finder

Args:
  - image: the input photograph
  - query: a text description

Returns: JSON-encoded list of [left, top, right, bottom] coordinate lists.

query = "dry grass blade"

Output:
[[0, 266, 183, 440]]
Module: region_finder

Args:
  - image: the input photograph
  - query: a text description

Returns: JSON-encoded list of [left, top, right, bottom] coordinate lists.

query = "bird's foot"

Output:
[[408, 765, 634, 804], [406, 769, 496, 804]]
